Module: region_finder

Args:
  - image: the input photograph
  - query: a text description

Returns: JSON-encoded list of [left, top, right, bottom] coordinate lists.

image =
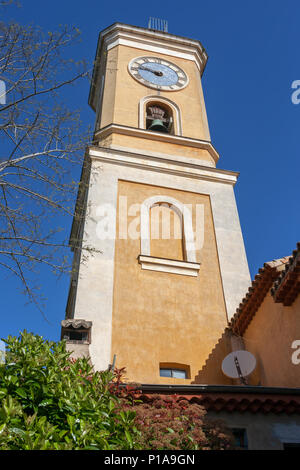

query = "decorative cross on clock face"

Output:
[[128, 57, 188, 91]]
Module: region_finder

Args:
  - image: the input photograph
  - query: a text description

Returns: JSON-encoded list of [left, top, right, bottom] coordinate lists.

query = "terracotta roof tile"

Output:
[[265, 256, 290, 270], [271, 242, 300, 306], [229, 261, 285, 335], [138, 387, 300, 414], [228, 245, 300, 335]]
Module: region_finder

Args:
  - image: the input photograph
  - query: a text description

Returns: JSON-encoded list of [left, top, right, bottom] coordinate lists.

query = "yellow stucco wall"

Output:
[[243, 292, 300, 388], [100, 46, 118, 128], [193, 289, 300, 387], [193, 329, 234, 385], [100, 45, 209, 141], [110, 180, 228, 384]]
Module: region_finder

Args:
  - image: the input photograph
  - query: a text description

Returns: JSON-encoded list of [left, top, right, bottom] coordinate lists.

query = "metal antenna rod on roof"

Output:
[[148, 17, 168, 33]]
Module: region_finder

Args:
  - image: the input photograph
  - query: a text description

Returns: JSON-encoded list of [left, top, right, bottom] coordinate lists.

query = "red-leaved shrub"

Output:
[[112, 368, 234, 450]]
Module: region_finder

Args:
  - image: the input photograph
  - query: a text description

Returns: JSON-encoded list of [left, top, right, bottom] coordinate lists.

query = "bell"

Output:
[[148, 119, 168, 133]]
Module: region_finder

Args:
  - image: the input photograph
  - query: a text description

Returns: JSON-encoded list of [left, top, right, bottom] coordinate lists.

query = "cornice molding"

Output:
[[94, 123, 219, 164], [89, 23, 208, 110], [88, 145, 239, 186]]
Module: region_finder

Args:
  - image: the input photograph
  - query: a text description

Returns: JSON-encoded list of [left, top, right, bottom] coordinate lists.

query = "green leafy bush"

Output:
[[0, 331, 138, 450], [0, 331, 234, 450]]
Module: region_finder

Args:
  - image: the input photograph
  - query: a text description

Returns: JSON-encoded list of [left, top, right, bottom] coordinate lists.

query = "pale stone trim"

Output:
[[106, 35, 204, 69], [88, 146, 237, 185], [140, 195, 197, 263], [94, 124, 219, 164], [95, 75, 105, 131], [139, 95, 182, 135], [102, 144, 215, 168], [102, 24, 207, 70], [138, 255, 200, 277]]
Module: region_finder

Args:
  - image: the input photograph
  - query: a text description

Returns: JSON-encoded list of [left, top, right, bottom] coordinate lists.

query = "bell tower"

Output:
[[63, 23, 251, 384]]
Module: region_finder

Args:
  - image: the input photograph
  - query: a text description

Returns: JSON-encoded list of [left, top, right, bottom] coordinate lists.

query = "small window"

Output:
[[160, 368, 187, 379], [62, 326, 90, 344], [231, 428, 248, 449], [64, 329, 88, 342], [61, 320, 92, 345]]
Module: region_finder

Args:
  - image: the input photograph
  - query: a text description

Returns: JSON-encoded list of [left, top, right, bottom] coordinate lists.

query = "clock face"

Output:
[[128, 57, 188, 91]]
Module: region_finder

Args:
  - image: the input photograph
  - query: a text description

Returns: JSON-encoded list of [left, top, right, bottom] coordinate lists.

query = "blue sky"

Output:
[[1, 0, 299, 342]]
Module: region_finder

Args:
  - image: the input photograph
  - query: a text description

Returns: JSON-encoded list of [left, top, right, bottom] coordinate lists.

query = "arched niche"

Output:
[[150, 203, 184, 261], [138, 195, 200, 277], [139, 96, 182, 136]]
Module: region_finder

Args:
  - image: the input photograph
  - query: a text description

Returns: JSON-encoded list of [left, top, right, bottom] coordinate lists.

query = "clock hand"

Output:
[[139, 65, 163, 77]]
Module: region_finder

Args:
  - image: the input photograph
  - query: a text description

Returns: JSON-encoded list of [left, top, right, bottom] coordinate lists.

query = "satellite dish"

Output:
[[222, 350, 256, 383]]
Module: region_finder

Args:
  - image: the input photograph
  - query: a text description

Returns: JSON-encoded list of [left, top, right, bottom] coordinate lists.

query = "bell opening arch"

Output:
[[139, 95, 182, 136]]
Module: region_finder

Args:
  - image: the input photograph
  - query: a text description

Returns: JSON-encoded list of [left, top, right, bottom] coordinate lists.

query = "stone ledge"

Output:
[[138, 254, 200, 277], [94, 124, 219, 164]]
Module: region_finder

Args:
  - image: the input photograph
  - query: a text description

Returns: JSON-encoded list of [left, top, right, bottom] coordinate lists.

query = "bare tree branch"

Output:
[[0, 15, 93, 317]]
